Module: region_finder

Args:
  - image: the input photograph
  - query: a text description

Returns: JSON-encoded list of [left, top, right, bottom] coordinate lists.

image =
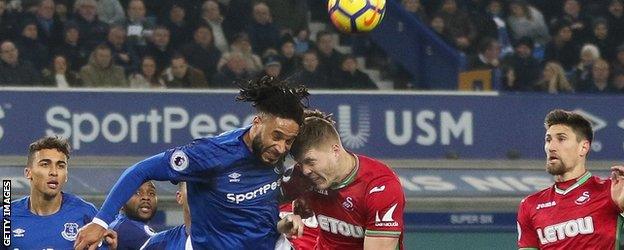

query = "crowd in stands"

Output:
[[0, 0, 378, 89], [1, 0, 624, 93], [406, 0, 624, 93]]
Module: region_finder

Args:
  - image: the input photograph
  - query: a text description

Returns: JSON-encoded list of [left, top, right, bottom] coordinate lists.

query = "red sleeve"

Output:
[[364, 176, 405, 238], [517, 197, 539, 248]]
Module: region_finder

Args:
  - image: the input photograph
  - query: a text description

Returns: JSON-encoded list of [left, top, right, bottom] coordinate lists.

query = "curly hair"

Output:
[[236, 76, 309, 125]]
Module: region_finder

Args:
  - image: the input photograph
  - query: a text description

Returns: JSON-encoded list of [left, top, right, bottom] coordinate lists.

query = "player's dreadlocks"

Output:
[[236, 76, 309, 125], [290, 109, 339, 159]]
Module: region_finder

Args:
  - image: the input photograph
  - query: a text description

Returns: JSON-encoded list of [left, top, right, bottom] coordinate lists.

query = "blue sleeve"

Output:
[[96, 140, 234, 224], [113, 221, 150, 250]]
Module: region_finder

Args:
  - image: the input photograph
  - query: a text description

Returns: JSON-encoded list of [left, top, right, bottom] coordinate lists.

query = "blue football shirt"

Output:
[[9, 192, 99, 249], [96, 127, 282, 249], [140, 225, 188, 250], [109, 213, 156, 250]]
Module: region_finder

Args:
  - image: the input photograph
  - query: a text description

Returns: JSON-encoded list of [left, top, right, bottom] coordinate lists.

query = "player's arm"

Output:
[[517, 198, 539, 250], [363, 237, 399, 250], [76, 144, 222, 249], [610, 165, 624, 211], [364, 176, 405, 250]]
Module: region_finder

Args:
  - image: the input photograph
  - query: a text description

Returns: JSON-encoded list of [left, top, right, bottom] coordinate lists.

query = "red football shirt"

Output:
[[517, 172, 623, 249], [279, 202, 320, 250], [294, 154, 406, 250]]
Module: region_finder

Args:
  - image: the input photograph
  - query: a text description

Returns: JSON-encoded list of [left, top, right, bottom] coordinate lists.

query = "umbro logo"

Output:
[[228, 172, 241, 182], [12, 228, 25, 237], [369, 185, 385, 194]]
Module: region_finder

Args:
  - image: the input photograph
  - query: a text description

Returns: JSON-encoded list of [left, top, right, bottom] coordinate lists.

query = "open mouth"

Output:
[[46, 180, 59, 189], [139, 203, 152, 213]]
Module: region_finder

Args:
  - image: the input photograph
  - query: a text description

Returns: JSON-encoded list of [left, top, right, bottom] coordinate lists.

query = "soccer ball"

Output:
[[328, 0, 386, 33]]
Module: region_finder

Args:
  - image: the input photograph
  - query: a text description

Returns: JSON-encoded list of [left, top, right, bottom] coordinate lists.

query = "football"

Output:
[[328, 0, 386, 33]]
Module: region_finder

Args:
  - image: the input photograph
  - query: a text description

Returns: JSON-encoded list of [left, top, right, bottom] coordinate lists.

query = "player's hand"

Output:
[[610, 165, 624, 210], [279, 214, 304, 239], [104, 229, 118, 250], [292, 198, 313, 219], [74, 222, 107, 250]]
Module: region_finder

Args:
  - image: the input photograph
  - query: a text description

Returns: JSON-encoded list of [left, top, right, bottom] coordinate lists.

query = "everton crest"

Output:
[[61, 223, 79, 241]]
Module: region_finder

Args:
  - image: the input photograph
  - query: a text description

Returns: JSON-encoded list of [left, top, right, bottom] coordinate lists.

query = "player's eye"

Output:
[[58, 164, 66, 169]]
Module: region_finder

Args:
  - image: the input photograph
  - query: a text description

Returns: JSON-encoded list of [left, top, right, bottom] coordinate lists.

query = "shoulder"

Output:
[[62, 193, 98, 215], [358, 155, 399, 181], [519, 187, 552, 210], [11, 196, 29, 214]]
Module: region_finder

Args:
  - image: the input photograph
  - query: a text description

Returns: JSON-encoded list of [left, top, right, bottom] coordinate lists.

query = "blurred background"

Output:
[[2, 0, 624, 249]]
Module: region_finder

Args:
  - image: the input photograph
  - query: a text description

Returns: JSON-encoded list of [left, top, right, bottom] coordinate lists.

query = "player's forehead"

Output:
[[139, 181, 157, 191], [32, 148, 68, 163], [265, 116, 299, 137], [546, 124, 575, 137]]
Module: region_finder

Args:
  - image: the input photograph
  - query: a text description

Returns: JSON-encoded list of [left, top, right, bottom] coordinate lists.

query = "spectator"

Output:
[[293, 28, 313, 55], [72, 0, 109, 51], [0, 40, 44, 86], [96, 0, 125, 25], [129, 56, 164, 88], [572, 44, 601, 86], [606, 0, 624, 45], [161, 4, 192, 50], [227, 32, 262, 74], [246, 2, 280, 56], [612, 45, 624, 73], [79, 44, 128, 87], [260, 55, 281, 78], [142, 26, 172, 70], [612, 70, 624, 93], [34, 0, 64, 50], [332, 55, 378, 89], [199, 0, 228, 53], [106, 25, 139, 74], [265, 0, 308, 34], [588, 18, 616, 62], [42, 55, 83, 87], [0, 0, 18, 41], [535, 61, 574, 93], [161, 54, 208, 88], [54, 0, 69, 22], [544, 20, 580, 71], [124, 0, 154, 49], [429, 14, 453, 46], [15, 20, 48, 70], [556, 0, 591, 42], [578, 59, 614, 93], [477, 0, 513, 55], [316, 31, 344, 77], [437, 0, 477, 53], [53, 23, 89, 72], [293, 50, 328, 88], [181, 24, 221, 82], [212, 51, 251, 88], [507, 0, 550, 45], [402, 0, 428, 22], [468, 37, 502, 70], [277, 36, 300, 77], [502, 37, 541, 91]]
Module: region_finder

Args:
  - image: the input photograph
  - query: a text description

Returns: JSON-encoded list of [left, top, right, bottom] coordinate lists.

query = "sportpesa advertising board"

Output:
[[0, 89, 623, 159]]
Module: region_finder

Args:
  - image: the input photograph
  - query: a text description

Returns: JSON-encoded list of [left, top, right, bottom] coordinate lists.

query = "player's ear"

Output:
[[331, 144, 340, 156], [580, 140, 590, 157], [24, 167, 32, 180], [175, 191, 182, 205], [252, 115, 262, 126]]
